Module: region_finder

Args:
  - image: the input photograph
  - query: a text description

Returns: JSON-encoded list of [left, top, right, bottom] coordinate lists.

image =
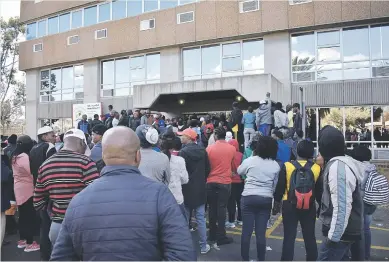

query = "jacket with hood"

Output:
[[29, 141, 56, 183], [256, 98, 273, 127], [319, 126, 363, 242], [179, 143, 210, 209]]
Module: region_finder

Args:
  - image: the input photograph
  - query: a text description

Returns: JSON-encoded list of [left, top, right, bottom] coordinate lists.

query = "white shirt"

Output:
[[112, 118, 119, 127]]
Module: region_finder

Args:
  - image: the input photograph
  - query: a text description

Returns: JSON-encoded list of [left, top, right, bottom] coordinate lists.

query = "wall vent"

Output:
[[177, 11, 194, 24], [33, 43, 43, 52], [95, 29, 107, 39], [67, 35, 80, 45], [140, 19, 155, 31], [239, 0, 259, 13]]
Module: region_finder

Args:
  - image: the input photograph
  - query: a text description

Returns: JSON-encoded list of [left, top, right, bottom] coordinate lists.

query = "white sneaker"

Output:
[[225, 222, 236, 228], [201, 244, 211, 254], [236, 220, 243, 226]]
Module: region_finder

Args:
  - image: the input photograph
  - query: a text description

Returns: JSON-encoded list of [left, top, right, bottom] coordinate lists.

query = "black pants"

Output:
[[281, 201, 318, 261], [207, 183, 231, 242], [227, 183, 244, 222], [18, 197, 36, 244], [39, 210, 52, 261]]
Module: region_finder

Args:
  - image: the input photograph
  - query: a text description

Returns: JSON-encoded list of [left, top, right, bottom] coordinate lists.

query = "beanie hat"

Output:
[[136, 124, 159, 148]]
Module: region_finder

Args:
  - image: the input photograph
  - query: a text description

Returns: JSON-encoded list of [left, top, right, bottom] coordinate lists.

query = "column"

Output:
[[160, 47, 181, 83], [83, 59, 100, 104], [25, 69, 39, 139]]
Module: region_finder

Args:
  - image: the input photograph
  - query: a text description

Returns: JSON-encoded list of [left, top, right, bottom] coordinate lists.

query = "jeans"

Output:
[[227, 183, 244, 222], [350, 213, 372, 260], [207, 183, 231, 242], [39, 210, 52, 261], [243, 128, 256, 148], [364, 214, 372, 260], [49, 222, 62, 246], [186, 205, 208, 250], [18, 197, 36, 244], [241, 195, 272, 261], [281, 201, 317, 261], [258, 124, 270, 136], [318, 239, 353, 261]]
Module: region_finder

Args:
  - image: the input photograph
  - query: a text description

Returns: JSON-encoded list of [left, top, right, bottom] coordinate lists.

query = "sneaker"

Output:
[[190, 227, 197, 232], [24, 242, 40, 252], [225, 222, 236, 228], [267, 220, 273, 229], [217, 236, 233, 246], [17, 240, 27, 249], [201, 244, 211, 254], [236, 220, 243, 226]]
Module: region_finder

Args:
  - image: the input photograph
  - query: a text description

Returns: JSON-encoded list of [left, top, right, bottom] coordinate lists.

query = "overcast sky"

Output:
[[0, 0, 20, 20]]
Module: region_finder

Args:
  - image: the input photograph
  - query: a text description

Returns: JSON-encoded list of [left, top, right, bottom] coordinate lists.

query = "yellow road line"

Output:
[[370, 226, 389, 232], [266, 215, 283, 238]]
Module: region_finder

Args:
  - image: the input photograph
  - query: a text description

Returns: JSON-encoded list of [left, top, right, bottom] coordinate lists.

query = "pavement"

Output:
[[2, 205, 389, 261]]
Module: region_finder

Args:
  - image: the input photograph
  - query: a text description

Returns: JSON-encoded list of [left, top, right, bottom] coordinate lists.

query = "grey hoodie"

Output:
[[256, 98, 272, 126]]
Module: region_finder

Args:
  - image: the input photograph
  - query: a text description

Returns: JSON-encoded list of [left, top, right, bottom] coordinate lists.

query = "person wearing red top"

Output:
[[226, 139, 244, 229], [206, 127, 236, 246]]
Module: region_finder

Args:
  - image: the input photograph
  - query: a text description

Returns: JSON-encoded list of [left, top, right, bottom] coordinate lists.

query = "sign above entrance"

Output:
[[72, 103, 102, 128]]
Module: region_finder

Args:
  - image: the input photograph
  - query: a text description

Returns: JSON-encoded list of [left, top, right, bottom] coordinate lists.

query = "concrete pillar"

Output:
[[83, 59, 100, 103], [160, 47, 181, 83], [25, 70, 39, 140], [264, 32, 291, 104]]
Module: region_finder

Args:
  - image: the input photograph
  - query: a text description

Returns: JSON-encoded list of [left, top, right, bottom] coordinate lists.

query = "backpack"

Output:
[[288, 161, 315, 210], [363, 170, 389, 206]]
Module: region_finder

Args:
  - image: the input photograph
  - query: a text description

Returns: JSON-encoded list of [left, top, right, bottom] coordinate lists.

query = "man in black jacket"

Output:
[[178, 128, 211, 254], [91, 114, 103, 129], [231, 102, 244, 151], [29, 126, 57, 261]]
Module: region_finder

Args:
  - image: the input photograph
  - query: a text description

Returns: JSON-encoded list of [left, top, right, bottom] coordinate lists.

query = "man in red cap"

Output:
[[177, 128, 211, 254]]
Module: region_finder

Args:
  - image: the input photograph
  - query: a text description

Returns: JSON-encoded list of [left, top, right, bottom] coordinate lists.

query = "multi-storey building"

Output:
[[19, 0, 389, 159]]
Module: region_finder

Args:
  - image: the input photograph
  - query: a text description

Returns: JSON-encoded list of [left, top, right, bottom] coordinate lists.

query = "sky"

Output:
[[0, 0, 20, 20]]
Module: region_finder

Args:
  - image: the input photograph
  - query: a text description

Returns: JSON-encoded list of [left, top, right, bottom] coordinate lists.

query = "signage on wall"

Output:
[[72, 103, 102, 127]]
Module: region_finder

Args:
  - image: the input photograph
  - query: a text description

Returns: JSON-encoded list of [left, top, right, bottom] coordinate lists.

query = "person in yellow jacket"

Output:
[[273, 140, 322, 261]]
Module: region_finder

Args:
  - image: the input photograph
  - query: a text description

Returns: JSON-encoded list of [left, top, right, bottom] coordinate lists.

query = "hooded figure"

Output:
[[256, 94, 272, 136], [317, 126, 364, 261]]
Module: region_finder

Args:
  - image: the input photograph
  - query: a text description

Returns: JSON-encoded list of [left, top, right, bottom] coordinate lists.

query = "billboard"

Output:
[[72, 103, 102, 127]]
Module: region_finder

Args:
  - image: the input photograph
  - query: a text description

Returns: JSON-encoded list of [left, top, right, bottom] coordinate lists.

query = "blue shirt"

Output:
[[90, 142, 102, 162], [242, 112, 256, 129], [276, 140, 291, 167]]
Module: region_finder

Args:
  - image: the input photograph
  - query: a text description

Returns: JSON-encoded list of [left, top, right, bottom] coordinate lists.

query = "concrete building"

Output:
[[19, 0, 389, 159]]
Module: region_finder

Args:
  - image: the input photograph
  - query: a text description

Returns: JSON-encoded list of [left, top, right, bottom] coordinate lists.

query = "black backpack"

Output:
[[288, 161, 315, 210]]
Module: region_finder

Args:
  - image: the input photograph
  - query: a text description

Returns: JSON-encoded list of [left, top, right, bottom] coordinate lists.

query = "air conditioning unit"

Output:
[[239, 0, 259, 13], [177, 11, 194, 24], [140, 19, 155, 31], [67, 35, 80, 45], [95, 29, 107, 40], [33, 43, 43, 52]]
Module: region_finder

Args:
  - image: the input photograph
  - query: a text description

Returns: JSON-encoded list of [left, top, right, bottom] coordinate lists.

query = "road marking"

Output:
[[266, 215, 283, 238], [370, 226, 389, 232]]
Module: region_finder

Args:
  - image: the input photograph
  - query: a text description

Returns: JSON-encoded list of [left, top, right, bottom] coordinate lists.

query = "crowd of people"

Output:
[[1, 92, 389, 261]]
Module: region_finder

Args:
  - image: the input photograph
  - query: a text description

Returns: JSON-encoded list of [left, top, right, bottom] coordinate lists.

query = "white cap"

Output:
[[225, 131, 233, 142], [37, 126, 54, 136], [145, 127, 159, 145], [259, 100, 266, 105], [200, 117, 205, 122], [63, 128, 91, 157]]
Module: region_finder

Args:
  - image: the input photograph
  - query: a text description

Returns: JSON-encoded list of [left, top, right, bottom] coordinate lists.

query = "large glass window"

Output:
[[37, 20, 47, 37], [40, 65, 84, 102], [26, 23, 36, 40], [71, 10, 83, 29], [99, 3, 111, 22], [48, 16, 58, 35], [183, 48, 201, 80], [201, 45, 221, 77], [222, 43, 241, 72], [291, 33, 315, 82], [160, 0, 178, 9], [101, 53, 160, 97], [127, 0, 142, 16], [112, 0, 127, 20], [243, 40, 264, 74], [59, 13, 70, 32], [84, 6, 97, 26], [144, 0, 158, 12]]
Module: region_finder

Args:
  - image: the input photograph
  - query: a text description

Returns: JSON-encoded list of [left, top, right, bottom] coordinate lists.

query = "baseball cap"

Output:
[[63, 128, 91, 157], [177, 128, 197, 140], [259, 100, 267, 105], [136, 125, 159, 148], [92, 124, 107, 136], [37, 126, 54, 136]]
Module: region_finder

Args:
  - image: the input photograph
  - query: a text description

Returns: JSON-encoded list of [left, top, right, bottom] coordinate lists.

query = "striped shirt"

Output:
[[33, 150, 99, 223]]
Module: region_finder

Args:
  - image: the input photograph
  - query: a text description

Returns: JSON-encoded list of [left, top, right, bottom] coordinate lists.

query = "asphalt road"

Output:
[[2, 206, 389, 261]]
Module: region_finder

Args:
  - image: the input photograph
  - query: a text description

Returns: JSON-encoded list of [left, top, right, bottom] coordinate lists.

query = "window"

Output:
[[40, 65, 84, 102], [37, 20, 47, 37], [243, 39, 264, 74], [140, 19, 155, 30], [99, 3, 111, 22], [239, 0, 259, 13], [67, 35, 79, 45], [127, 0, 142, 17], [84, 6, 97, 26], [161, 0, 178, 9], [59, 13, 70, 32], [26, 23, 36, 40], [291, 33, 315, 82], [101, 53, 160, 97], [222, 43, 241, 72], [33, 43, 43, 52], [112, 0, 126, 20], [71, 10, 83, 29], [48, 16, 58, 35], [371, 25, 389, 60], [95, 29, 108, 39], [183, 48, 200, 80], [144, 0, 158, 12], [177, 11, 194, 24], [201, 45, 220, 77], [180, 0, 196, 5], [289, 0, 312, 5]]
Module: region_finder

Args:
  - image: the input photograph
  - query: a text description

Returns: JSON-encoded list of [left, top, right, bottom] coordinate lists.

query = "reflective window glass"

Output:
[[62, 67, 74, 90], [144, 0, 158, 12], [317, 30, 340, 46], [127, 0, 142, 16], [344, 68, 370, 80], [146, 54, 160, 80], [48, 16, 58, 35], [371, 25, 389, 60], [291, 33, 315, 66], [102, 60, 114, 85], [183, 48, 201, 77], [317, 70, 342, 81], [223, 57, 241, 71], [318, 47, 341, 62], [222, 43, 240, 57], [41, 70, 49, 81], [130, 56, 145, 81], [84, 6, 97, 26], [112, 0, 126, 20], [59, 13, 70, 32], [343, 27, 369, 62], [37, 20, 47, 37], [50, 69, 61, 91], [160, 0, 178, 9], [74, 65, 84, 77], [71, 10, 83, 29], [26, 23, 36, 40], [99, 3, 111, 22], [115, 58, 130, 83], [201, 45, 221, 75], [243, 40, 264, 71]]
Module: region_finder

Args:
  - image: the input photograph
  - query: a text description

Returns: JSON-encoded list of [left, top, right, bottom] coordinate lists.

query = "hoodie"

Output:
[[256, 98, 272, 127], [179, 143, 210, 209], [318, 126, 363, 242]]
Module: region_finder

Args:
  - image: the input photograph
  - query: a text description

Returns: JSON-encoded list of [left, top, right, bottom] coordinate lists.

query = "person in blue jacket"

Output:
[[77, 114, 91, 135], [272, 130, 291, 167], [51, 126, 196, 261]]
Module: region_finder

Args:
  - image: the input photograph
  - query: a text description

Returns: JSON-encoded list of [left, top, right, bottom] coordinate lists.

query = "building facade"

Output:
[[19, 0, 389, 158]]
